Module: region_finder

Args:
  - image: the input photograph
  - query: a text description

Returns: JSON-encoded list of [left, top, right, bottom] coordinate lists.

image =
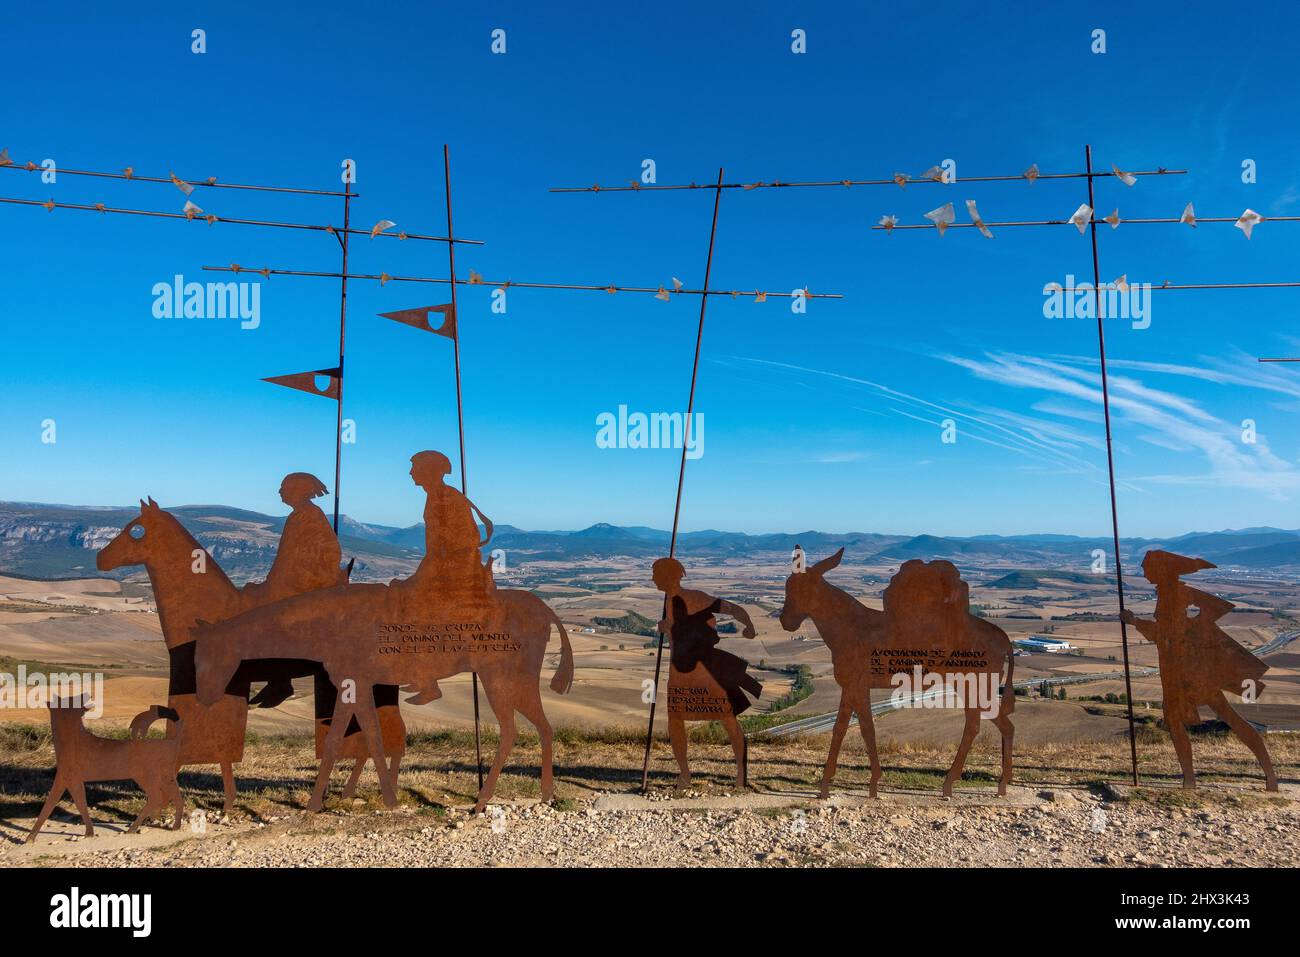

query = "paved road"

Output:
[[755, 628, 1300, 739]]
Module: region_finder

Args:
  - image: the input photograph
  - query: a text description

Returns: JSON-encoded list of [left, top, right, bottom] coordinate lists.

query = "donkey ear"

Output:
[[140, 498, 148, 510], [809, 547, 845, 577], [147, 496, 158, 509]]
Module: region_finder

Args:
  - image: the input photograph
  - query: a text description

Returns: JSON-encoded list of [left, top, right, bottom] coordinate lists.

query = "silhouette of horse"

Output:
[[97, 499, 403, 810], [779, 550, 1015, 798], [194, 579, 575, 813]]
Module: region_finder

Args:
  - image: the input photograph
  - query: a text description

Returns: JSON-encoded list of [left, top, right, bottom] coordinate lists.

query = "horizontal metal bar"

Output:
[[1063, 282, 1300, 291], [200, 265, 842, 298], [874, 214, 1300, 231], [0, 159, 352, 196], [552, 169, 1187, 193], [0, 195, 484, 244]]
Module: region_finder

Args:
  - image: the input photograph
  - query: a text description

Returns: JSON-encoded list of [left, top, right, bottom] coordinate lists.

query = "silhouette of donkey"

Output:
[[779, 550, 1015, 798]]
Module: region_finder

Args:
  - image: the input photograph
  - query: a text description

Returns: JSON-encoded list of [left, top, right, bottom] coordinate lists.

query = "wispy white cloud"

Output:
[[937, 351, 1300, 497]]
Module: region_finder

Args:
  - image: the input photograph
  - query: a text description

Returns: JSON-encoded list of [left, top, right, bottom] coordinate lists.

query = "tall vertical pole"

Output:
[[443, 144, 485, 792], [1085, 144, 1140, 786], [333, 184, 352, 534], [641, 168, 725, 792]]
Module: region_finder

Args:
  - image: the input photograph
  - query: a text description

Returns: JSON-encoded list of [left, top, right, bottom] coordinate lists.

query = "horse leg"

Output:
[[853, 693, 883, 799], [992, 712, 1014, 796], [309, 704, 352, 812], [1209, 691, 1277, 791], [820, 691, 853, 799], [669, 716, 691, 788], [515, 686, 555, 803], [721, 714, 746, 790], [220, 761, 236, 814], [944, 708, 981, 798], [26, 775, 68, 842], [473, 681, 518, 814], [168, 779, 185, 830], [354, 704, 396, 809], [69, 780, 95, 837], [341, 758, 367, 801], [1169, 719, 1196, 789]]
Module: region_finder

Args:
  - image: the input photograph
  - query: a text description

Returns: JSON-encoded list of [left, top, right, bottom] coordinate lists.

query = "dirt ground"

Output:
[[2, 715, 1297, 868]]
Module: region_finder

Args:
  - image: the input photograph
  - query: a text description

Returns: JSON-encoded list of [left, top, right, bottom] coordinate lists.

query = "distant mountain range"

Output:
[[2, 500, 1299, 582]]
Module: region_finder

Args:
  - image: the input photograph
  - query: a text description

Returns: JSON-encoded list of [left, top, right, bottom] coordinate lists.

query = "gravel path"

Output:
[[8, 785, 1297, 868]]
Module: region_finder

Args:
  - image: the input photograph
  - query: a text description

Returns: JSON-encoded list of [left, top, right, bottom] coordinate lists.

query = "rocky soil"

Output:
[[7, 781, 1298, 868]]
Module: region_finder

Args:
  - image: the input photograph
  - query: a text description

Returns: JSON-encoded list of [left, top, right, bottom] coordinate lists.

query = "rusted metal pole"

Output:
[[332, 185, 352, 533], [641, 167, 725, 793], [442, 145, 485, 792], [1086, 144, 1140, 786]]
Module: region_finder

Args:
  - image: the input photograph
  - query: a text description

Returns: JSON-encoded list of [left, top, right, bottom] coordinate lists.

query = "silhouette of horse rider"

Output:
[[242, 472, 347, 707], [392, 451, 496, 704], [652, 557, 761, 788], [402, 451, 494, 596], [1122, 550, 1277, 791]]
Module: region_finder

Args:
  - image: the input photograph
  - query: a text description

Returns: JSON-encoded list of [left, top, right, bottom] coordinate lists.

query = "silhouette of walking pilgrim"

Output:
[[652, 557, 762, 788], [1123, 550, 1277, 790]]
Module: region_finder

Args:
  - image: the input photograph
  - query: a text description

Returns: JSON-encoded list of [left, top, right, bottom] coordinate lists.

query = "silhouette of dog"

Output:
[[27, 697, 184, 841]]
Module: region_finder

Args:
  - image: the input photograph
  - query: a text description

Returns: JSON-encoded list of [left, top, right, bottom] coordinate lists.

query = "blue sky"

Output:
[[3, 1, 1299, 538]]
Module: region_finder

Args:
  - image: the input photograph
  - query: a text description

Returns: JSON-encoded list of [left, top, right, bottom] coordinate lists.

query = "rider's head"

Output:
[[279, 472, 328, 508], [652, 557, 685, 593], [409, 450, 453, 489]]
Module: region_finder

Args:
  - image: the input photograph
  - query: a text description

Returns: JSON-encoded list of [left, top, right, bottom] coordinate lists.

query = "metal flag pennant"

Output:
[[169, 171, 194, 196], [1236, 208, 1262, 239], [1070, 203, 1093, 233], [965, 199, 993, 238], [1112, 165, 1137, 186], [370, 219, 396, 239], [1023, 163, 1040, 183], [378, 303, 457, 340], [1180, 202, 1197, 228], [262, 367, 342, 400], [1104, 208, 1120, 229], [925, 201, 955, 235]]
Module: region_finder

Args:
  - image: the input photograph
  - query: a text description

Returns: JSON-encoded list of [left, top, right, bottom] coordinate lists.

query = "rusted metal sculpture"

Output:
[[1122, 550, 1277, 791], [27, 697, 184, 841], [96, 491, 404, 812], [193, 450, 574, 813], [651, 557, 761, 789], [779, 550, 1015, 798]]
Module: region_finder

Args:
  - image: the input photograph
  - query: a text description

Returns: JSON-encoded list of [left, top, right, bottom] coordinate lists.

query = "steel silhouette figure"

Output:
[[779, 551, 1015, 798], [28, 697, 184, 841], [652, 557, 761, 789], [1123, 550, 1277, 791], [193, 451, 574, 813], [405, 450, 494, 594], [97, 495, 403, 813], [246, 472, 342, 605]]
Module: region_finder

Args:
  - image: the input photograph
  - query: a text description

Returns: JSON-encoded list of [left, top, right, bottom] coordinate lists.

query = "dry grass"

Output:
[[2, 707, 1296, 832]]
